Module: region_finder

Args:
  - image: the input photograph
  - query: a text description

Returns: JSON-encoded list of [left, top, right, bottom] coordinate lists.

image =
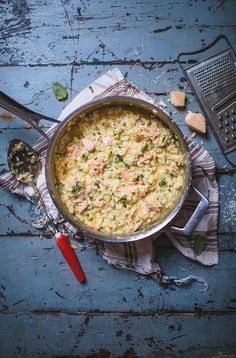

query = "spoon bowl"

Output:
[[7, 139, 40, 185]]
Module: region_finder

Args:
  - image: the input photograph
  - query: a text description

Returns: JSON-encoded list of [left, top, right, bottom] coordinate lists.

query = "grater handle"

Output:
[[177, 34, 233, 73], [171, 187, 209, 237]]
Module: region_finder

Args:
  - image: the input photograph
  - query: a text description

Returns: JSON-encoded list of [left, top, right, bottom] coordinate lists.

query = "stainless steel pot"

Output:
[[0, 92, 209, 242]]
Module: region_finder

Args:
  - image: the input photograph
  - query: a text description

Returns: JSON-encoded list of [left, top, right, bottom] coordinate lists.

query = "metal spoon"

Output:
[[8, 139, 86, 283]]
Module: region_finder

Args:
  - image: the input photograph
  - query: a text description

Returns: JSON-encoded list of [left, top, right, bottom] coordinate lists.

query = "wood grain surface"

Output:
[[0, 0, 236, 357]]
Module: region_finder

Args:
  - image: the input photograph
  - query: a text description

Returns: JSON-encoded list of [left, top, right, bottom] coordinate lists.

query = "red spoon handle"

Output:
[[55, 233, 86, 283]]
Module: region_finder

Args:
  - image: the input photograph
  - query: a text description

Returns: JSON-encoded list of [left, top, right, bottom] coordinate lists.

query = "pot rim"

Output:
[[45, 96, 192, 242]]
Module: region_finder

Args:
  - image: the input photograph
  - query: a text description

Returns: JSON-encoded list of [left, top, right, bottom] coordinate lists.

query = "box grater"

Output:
[[178, 34, 236, 166]]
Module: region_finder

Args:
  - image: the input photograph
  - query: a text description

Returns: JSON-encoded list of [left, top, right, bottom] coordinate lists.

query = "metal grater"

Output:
[[178, 35, 236, 166]]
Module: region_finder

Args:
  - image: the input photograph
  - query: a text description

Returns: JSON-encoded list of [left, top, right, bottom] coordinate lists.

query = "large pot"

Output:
[[0, 92, 208, 242]]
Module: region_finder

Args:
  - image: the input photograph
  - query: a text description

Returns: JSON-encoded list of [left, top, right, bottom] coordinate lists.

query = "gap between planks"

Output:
[[0, 60, 195, 68], [1, 309, 236, 317]]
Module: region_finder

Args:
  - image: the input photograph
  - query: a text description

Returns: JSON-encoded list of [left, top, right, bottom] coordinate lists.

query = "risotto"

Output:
[[55, 106, 186, 234]]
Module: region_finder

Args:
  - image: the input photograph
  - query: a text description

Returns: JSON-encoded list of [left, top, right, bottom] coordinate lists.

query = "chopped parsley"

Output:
[[141, 144, 148, 153], [94, 182, 100, 189], [118, 196, 128, 208], [81, 153, 88, 162], [132, 174, 144, 182], [114, 154, 123, 163], [158, 178, 167, 187], [71, 181, 81, 196]]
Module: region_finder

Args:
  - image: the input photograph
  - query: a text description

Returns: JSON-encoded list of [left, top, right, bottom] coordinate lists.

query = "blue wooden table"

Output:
[[0, 1, 236, 356]]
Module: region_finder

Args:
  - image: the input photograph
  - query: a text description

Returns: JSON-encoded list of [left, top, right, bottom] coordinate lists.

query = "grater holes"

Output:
[[194, 56, 233, 81], [184, 46, 236, 153], [193, 56, 236, 97], [217, 104, 236, 148], [197, 65, 232, 83], [204, 76, 236, 96]]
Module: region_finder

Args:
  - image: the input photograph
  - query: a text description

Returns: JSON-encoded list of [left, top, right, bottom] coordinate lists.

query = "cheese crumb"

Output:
[[170, 91, 186, 108], [185, 112, 206, 134]]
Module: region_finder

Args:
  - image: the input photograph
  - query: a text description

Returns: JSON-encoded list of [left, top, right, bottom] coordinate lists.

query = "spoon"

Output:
[[7, 139, 86, 283]]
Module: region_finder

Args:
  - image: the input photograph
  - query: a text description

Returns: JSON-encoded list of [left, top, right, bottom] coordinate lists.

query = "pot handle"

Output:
[[170, 187, 209, 236], [0, 91, 60, 140]]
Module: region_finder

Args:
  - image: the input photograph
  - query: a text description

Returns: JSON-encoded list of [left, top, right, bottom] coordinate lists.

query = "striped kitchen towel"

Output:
[[0, 68, 219, 289]]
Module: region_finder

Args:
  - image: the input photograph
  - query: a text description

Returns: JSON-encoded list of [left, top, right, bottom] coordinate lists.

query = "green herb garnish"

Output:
[[77, 166, 83, 172], [193, 236, 206, 256], [118, 196, 127, 208], [52, 82, 68, 101], [94, 182, 100, 189], [114, 154, 123, 163], [158, 178, 167, 187], [141, 144, 148, 153], [71, 181, 81, 196], [132, 174, 144, 182], [81, 153, 88, 162]]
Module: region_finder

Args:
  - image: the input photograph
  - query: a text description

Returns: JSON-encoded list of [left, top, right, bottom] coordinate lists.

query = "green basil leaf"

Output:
[[193, 236, 206, 256], [52, 82, 68, 101]]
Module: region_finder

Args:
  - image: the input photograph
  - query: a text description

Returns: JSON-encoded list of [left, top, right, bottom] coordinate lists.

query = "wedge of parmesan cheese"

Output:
[[170, 91, 186, 108], [185, 112, 206, 134]]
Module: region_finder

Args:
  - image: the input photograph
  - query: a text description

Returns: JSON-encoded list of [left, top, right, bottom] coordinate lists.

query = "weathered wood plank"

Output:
[[0, 235, 235, 314], [0, 313, 236, 357], [0, 63, 206, 127], [1, 0, 236, 65]]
